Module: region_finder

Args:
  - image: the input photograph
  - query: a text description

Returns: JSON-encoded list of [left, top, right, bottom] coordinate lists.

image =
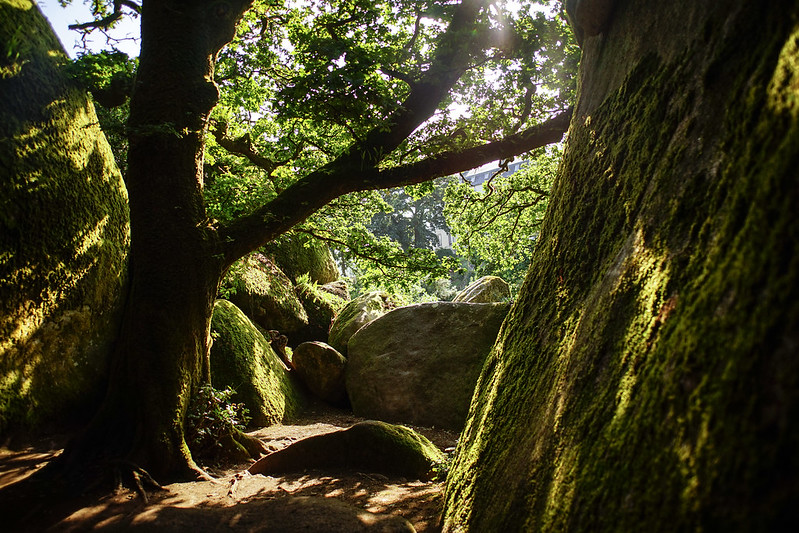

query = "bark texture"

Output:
[[443, 0, 799, 530], [0, 1, 129, 434], [57, 0, 253, 479]]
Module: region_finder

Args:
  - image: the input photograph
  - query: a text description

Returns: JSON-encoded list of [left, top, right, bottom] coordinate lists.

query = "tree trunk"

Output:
[[443, 0, 799, 530], [58, 0, 252, 479]]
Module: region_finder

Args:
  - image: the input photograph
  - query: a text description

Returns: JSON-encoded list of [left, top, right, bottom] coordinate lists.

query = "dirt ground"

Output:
[[0, 404, 459, 532]]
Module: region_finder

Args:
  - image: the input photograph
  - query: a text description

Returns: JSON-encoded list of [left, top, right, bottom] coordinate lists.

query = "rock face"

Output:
[[0, 2, 129, 434], [328, 291, 395, 355], [320, 280, 350, 301], [248, 420, 446, 481], [292, 341, 347, 406], [294, 279, 348, 346], [346, 302, 510, 430], [452, 276, 511, 303], [443, 1, 799, 531], [210, 300, 304, 427], [222, 253, 308, 339], [264, 236, 339, 285]]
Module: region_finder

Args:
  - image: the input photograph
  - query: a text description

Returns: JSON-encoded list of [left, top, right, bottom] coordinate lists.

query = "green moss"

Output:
[[295, 273, 347, 339], [210, 299, 305, 427], [249, 420, 446, 480], [221, 253, 308, 335], [444, 1, 799, 531], [327, 291, 394, 354], [263, 234, 339, 285], [0, 1, 129, 434]]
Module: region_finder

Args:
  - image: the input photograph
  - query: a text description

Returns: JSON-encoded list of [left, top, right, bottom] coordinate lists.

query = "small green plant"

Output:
[[186, 384, 250, 459]]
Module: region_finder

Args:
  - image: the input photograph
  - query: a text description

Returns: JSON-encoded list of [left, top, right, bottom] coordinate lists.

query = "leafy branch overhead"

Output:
[[66, 0, 578, 278], [209, 0, 578, 268]]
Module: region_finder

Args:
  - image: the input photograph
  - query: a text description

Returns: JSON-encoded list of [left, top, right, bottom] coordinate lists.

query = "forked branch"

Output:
[[68, 1, 141, 31]]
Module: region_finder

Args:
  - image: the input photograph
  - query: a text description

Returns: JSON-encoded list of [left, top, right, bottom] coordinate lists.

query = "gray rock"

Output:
[[328, 291, 396, 354], [293, 341, 348, 405], [452, 275, 511, 303], [346, 302, 510, 430]]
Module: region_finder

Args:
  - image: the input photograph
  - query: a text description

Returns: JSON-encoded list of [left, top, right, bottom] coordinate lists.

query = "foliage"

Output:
[[64, 49, 136, 93], [445, 145, 562, 288], [204, 0, 577, 291], [59, 0, 577, 295], [65, 50, 136, 173], [369, 180, 451, 251], [186, 384, 251, 459]]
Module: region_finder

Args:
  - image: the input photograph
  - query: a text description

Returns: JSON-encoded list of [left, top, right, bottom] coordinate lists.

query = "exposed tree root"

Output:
[[109, 459, 166, 503]]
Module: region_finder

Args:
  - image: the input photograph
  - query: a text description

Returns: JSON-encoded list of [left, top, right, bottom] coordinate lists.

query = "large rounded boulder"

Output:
[[210, 299, 304, 427], [452, 275, 511, 303], [221, 253, 308, 338], [292, 341, 348, 406], [263, 235, 339, 285], [346, 302, 510, 430], [248, 420, 446, 481], [0, 2, 129, 434], [328, 291, 395, 355]]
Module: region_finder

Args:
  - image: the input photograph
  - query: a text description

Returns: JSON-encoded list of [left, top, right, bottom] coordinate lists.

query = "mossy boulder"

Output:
[[452, 275, 511, 303], [221, 253, 308, 339], [293, 277, 348, 346], [263, 235, 339, 285], [248, 420, 446, 481], [292, 341, 348, 406], [328, 291, 396, 355], [209, 300, 304, 427], [319, 279, 350, 301], [0, 1, 129, 434], [346, 302, 510, 430], [443, 1, 799, 531]]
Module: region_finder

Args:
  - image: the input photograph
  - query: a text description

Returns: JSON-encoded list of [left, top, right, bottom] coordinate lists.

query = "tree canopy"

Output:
[[66, 0, 578, 292]]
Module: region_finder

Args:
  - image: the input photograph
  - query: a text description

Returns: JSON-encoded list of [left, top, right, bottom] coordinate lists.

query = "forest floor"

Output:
[[0, 403, 458, 532]]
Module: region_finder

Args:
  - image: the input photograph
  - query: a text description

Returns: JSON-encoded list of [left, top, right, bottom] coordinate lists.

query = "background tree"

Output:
[[24, 0, 575, 481]]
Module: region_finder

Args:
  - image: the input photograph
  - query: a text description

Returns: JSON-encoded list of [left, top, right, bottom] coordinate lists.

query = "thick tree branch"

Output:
[[218, 108, 571, 268], [359, 108, 572, 191], [345, 0, 491, 167]]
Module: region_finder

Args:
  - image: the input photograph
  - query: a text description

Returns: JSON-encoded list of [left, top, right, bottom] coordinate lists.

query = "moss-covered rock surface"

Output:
[[444, 1, 799, 531], [0, 1, 129, 434], [328, 291, 395, 355], [248, 420, 447, 481], [294, 275, 348, 345], [209, 300, 304, 427], [452, 276, 511, 303], [292, 341, 348, 406], [263, 235, 339, 285], [221, 253, 308, 339]]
